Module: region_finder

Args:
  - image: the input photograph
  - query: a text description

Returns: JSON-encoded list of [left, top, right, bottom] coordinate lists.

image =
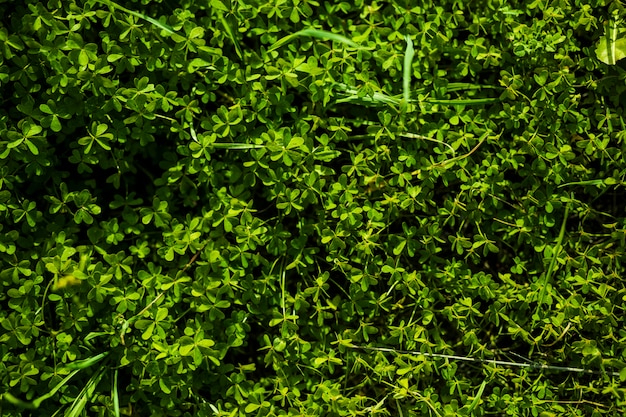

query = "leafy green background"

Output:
[[1, 0, 626, 416]]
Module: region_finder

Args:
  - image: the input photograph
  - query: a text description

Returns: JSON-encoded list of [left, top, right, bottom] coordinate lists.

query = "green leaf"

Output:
[[141, 322, 156, 340], [218, 14, 243, 60], [210, 0, 228, 12], [155, 307, 168, 321], [595, 15, 626, 65], [24, 139, 39, 155], [595, 37, 626, 65], [179, 336, 195, 356], [50, 115, 62, 132], [95, 123, 108, 136], [244, 403, 260, 413], [196, 339, 215, 349]]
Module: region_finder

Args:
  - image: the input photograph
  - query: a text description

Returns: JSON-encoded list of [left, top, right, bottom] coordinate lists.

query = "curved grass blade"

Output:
[[1, 369, 81, 409], [465, 380, 487, 414], [93, 0, 175, 35], [65, 367, 107, 417], [218, 13, 243, 60], [333, 84, 401, 106], [269, 28, 363, 53], [445, 82, 501, 91], [65, 351, 109, 370], [212, 142, 265, 149], [425, 97, 500, 105], [1, 350, 109, 410], [402, 35, 415, 104], [112, 368, 120, 417], [335, 94, 500, 107], [534, 194, 572, 319]]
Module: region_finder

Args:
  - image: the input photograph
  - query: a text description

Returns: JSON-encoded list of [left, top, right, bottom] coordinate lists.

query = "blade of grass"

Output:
[[608, 17, 617, 65], [334, 94, 399, 106], [558, 179, 608, 188], [65, 351, 109, 370], [2, 369, 80, 409], [396, 399, 404, 417], [333, 83, 499, 107], [466, 380, 487, 414], [280, 257, 287, 328], [425, 97, 500, 105], [336, 94, 500, 107], [212, 142, 265, 149], [1, 350, 109, 409], [268, 28, 363, 53], [400, 35, 416, 125], [94, 0, 175, 35], [445, 82, 501, 91], [598, 16, 618, 65], [65, 367, 107, 417], [334, 92, 401, 107], [534, 194, 572, 320], [112, 368, 120, 417], [402, 35, 415, 105], [217, 13, 243, 60], [336, 81, 499, 96], [334, 82, 420, 102], [190, 124, 264, 150]]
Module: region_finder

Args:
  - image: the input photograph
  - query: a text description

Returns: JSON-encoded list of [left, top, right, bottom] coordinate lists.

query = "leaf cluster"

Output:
[[1, 0, 626, 416]]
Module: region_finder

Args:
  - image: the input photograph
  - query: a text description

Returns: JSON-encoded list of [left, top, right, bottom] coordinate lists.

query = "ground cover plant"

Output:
[[1, 0, 626, 415]]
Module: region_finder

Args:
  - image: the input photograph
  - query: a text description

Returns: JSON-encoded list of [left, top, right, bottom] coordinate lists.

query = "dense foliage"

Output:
[[1, 0, 626, 415]]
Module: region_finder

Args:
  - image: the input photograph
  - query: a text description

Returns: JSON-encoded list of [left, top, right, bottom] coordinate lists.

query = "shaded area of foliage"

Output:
[[1, 0, 626, 416]]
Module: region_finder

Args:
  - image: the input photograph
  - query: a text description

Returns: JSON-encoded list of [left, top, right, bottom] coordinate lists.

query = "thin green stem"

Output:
[[349, 344, 620, 377], [534, 194, 571, 319]]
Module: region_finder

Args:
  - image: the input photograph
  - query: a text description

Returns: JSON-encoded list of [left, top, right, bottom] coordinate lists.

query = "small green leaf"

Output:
[[156, 307, 168, 321], [179, 336, 194, 356], [595, 16, 626, 65], [595, 37, 626, 65], [78, 49, 89, 66], [534, 69, 549, 86], [210, 0, 228, 11], [50, 115, 62, 132], [197, 339, 215, 349], [244, 403, 260, 413], [95, 123, 108, 136], [141, 323, 155, 340], [189, 27, 204, 39], [24, 139, 39, 155]]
